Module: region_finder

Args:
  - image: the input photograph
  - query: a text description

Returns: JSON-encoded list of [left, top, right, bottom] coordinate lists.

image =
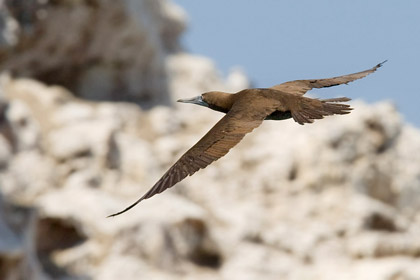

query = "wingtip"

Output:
[[106, 194, 149, 218], [106, 211, 124, 218], [377, 60, 388, 68], [106, 206, 134, 218]]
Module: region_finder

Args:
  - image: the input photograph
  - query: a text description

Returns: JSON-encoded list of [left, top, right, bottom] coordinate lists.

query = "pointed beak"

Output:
[[177, 96, 208, 107]]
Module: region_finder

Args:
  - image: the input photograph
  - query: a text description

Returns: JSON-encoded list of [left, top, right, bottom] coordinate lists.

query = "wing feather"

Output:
[[108, 95, 278, 217], [271, 61, 386, 96]]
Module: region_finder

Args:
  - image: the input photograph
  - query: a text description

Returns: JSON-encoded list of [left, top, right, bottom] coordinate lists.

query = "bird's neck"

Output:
[[205, 91, 236, 113]]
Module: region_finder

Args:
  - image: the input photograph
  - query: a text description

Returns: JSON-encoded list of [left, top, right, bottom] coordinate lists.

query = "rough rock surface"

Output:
[[1, 1, 420, 280], [1, 74, 420, 280], [0, 0, 186, 107]]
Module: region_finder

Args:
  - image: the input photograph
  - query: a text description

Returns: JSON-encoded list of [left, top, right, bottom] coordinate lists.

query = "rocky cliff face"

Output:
[[0, 0, 187, 107], [1, 1, 420, 280]]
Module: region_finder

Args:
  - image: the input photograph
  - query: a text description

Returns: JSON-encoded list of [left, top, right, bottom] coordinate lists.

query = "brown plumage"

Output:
[[108, 61, 385, 217]]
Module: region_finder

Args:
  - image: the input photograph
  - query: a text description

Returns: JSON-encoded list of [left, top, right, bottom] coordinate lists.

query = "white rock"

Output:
[[0, 1, 419, 279], [0, 0, 187, 105]]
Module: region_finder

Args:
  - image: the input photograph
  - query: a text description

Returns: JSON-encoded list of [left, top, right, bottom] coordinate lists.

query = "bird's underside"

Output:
[[108, 61, 386, 217]]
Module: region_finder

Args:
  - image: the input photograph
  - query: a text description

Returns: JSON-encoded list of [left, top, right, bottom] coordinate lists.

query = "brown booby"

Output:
[[109, 61, 386, 217]]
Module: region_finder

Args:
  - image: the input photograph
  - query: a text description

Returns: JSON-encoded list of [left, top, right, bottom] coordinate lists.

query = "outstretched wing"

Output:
[[108, 95, 279, 217], [271, 61, 386, 96]]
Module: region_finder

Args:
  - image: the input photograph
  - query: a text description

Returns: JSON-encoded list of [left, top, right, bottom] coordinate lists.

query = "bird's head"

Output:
[[177, 91, 235, 113], [177, 95, 209, 108]]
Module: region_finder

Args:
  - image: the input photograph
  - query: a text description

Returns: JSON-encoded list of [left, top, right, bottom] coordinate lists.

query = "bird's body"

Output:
[[109, 61, 386, 217]]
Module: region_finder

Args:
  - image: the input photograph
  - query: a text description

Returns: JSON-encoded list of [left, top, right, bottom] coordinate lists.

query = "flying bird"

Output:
[[109, 61, 386, 217]]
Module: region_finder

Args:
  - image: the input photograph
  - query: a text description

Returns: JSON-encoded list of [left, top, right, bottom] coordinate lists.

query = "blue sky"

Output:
[[173, 0, 420, 127]]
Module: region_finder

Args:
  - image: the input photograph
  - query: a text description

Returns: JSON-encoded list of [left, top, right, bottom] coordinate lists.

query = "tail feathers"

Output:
[[292, 97, 353, 125], [321, 97, 353, 115]]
